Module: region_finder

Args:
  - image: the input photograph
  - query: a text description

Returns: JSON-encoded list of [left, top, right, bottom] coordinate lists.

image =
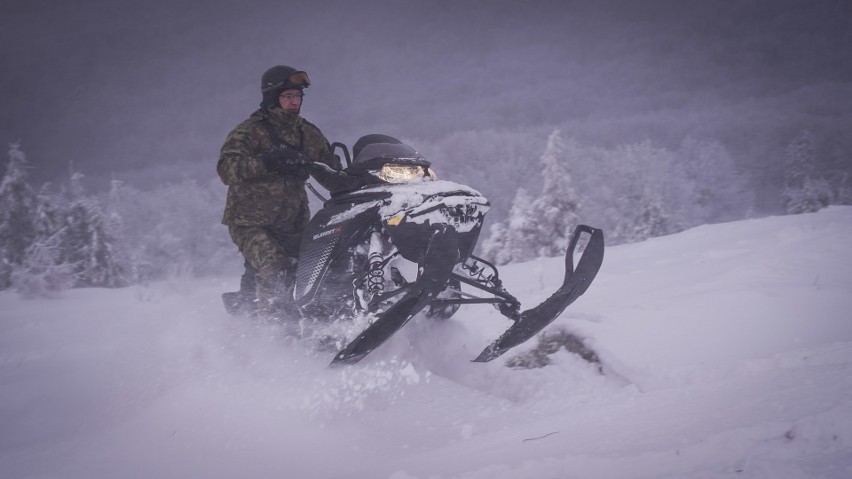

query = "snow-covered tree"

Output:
[[678, 137, 752, 225], [480, 221, 508, 265], [482, 131, 584, 264], [608, 141, 681, 243], [837, 172, 852, 206], [103, 178, 136, 282], [107, 178, 235, 280], [0, 143, 39, 289], [11, 228, 75, 299], [56, 172, 129, 288], [11, 186, 76, 297], [622, 186, 671, 241], [529, 130, 581, 256], [482, 187, 537, 265], [781, 130, 832, 214]]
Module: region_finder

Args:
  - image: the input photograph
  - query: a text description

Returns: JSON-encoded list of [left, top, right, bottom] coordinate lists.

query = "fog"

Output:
[[2, 0, 851, 211]]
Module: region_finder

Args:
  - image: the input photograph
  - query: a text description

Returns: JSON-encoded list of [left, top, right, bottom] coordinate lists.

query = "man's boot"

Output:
[[257, 261, 302, 335], [222, 261, 258, 315]]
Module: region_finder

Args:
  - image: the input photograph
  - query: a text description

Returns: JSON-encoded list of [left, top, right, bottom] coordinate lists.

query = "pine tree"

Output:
[[11, 229, 75, 298], [610, 141, 678, 243], [482, 131, 583, 264], [495, 187, 538, 265], [11, 186, 76, 298], [57, 172, 129, 288], [782, 130, 832, 214], [529, 130, 581, 256], [104, 178, 134, 283], [480, 221, 509, 265], [0, 143, 39, 289], [837, 172, 852, 206], [678, 137, 751, 225], [626, 185, 670, 241]]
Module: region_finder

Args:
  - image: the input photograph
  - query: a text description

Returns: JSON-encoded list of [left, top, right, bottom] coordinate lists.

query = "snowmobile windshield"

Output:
[[353, 143, 428, 167], [351, 142, 436, 183]]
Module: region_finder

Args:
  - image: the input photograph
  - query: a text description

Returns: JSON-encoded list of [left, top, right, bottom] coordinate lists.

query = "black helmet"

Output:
[[260, 65, 310, 109]]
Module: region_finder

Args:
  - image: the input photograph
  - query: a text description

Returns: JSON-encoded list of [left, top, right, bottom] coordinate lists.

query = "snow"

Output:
[[2, 206, 852, 479]]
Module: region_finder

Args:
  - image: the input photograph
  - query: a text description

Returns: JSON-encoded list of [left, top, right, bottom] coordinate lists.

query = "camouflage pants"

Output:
[[228, 222, 304, 317]]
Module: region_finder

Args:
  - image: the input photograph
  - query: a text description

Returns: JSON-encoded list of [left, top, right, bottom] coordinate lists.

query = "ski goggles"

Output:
[[262, 71, 311, 93], [287, 71, 310, 88]]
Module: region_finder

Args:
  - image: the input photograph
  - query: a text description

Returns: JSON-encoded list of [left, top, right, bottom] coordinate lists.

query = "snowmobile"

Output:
[[224, 135, 605, 366]]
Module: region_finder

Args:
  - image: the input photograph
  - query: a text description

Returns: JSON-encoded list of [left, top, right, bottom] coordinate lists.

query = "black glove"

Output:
[[260, 146, 312, 180], [325, 170, 366, 195]]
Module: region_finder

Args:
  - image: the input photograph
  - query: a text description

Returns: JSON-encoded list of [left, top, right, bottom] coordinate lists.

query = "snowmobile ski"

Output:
[[473, 225, 604, 362], [331, 225, 460, 366]]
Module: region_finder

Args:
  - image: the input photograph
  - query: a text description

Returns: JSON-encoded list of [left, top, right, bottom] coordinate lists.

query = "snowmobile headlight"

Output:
[[387, 214, 405, 226], [377, 164, 428, 183]]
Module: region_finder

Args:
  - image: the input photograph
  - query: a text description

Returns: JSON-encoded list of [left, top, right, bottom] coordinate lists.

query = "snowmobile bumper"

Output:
[[473, 225, 605, 362]]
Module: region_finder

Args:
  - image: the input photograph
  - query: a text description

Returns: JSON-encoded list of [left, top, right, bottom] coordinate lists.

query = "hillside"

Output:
[[1, 206, 851, 478]]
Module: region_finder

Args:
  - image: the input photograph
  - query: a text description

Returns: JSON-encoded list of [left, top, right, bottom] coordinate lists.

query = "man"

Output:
[[217, 65, 342, 319]]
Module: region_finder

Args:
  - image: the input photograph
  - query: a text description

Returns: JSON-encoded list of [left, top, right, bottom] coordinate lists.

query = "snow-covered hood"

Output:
[[328, 180, 490, 230]]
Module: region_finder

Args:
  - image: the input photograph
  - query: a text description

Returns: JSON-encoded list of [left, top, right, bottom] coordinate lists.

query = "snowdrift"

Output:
[[2, 207, 851, 479]]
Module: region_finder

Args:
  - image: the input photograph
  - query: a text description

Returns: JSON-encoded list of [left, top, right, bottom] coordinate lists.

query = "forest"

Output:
[[1, 0, 850, 296], [0, 120, 844, 297]]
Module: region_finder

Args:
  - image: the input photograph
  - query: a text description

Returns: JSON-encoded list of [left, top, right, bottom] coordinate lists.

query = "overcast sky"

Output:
[[2, 0, 850, 189]]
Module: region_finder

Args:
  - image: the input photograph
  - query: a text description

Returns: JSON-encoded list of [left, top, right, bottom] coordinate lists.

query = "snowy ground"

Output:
[[2, 206, 851, 479]]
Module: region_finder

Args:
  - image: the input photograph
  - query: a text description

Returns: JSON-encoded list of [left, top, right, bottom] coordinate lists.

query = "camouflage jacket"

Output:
[[217, 108, 341, 227]]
